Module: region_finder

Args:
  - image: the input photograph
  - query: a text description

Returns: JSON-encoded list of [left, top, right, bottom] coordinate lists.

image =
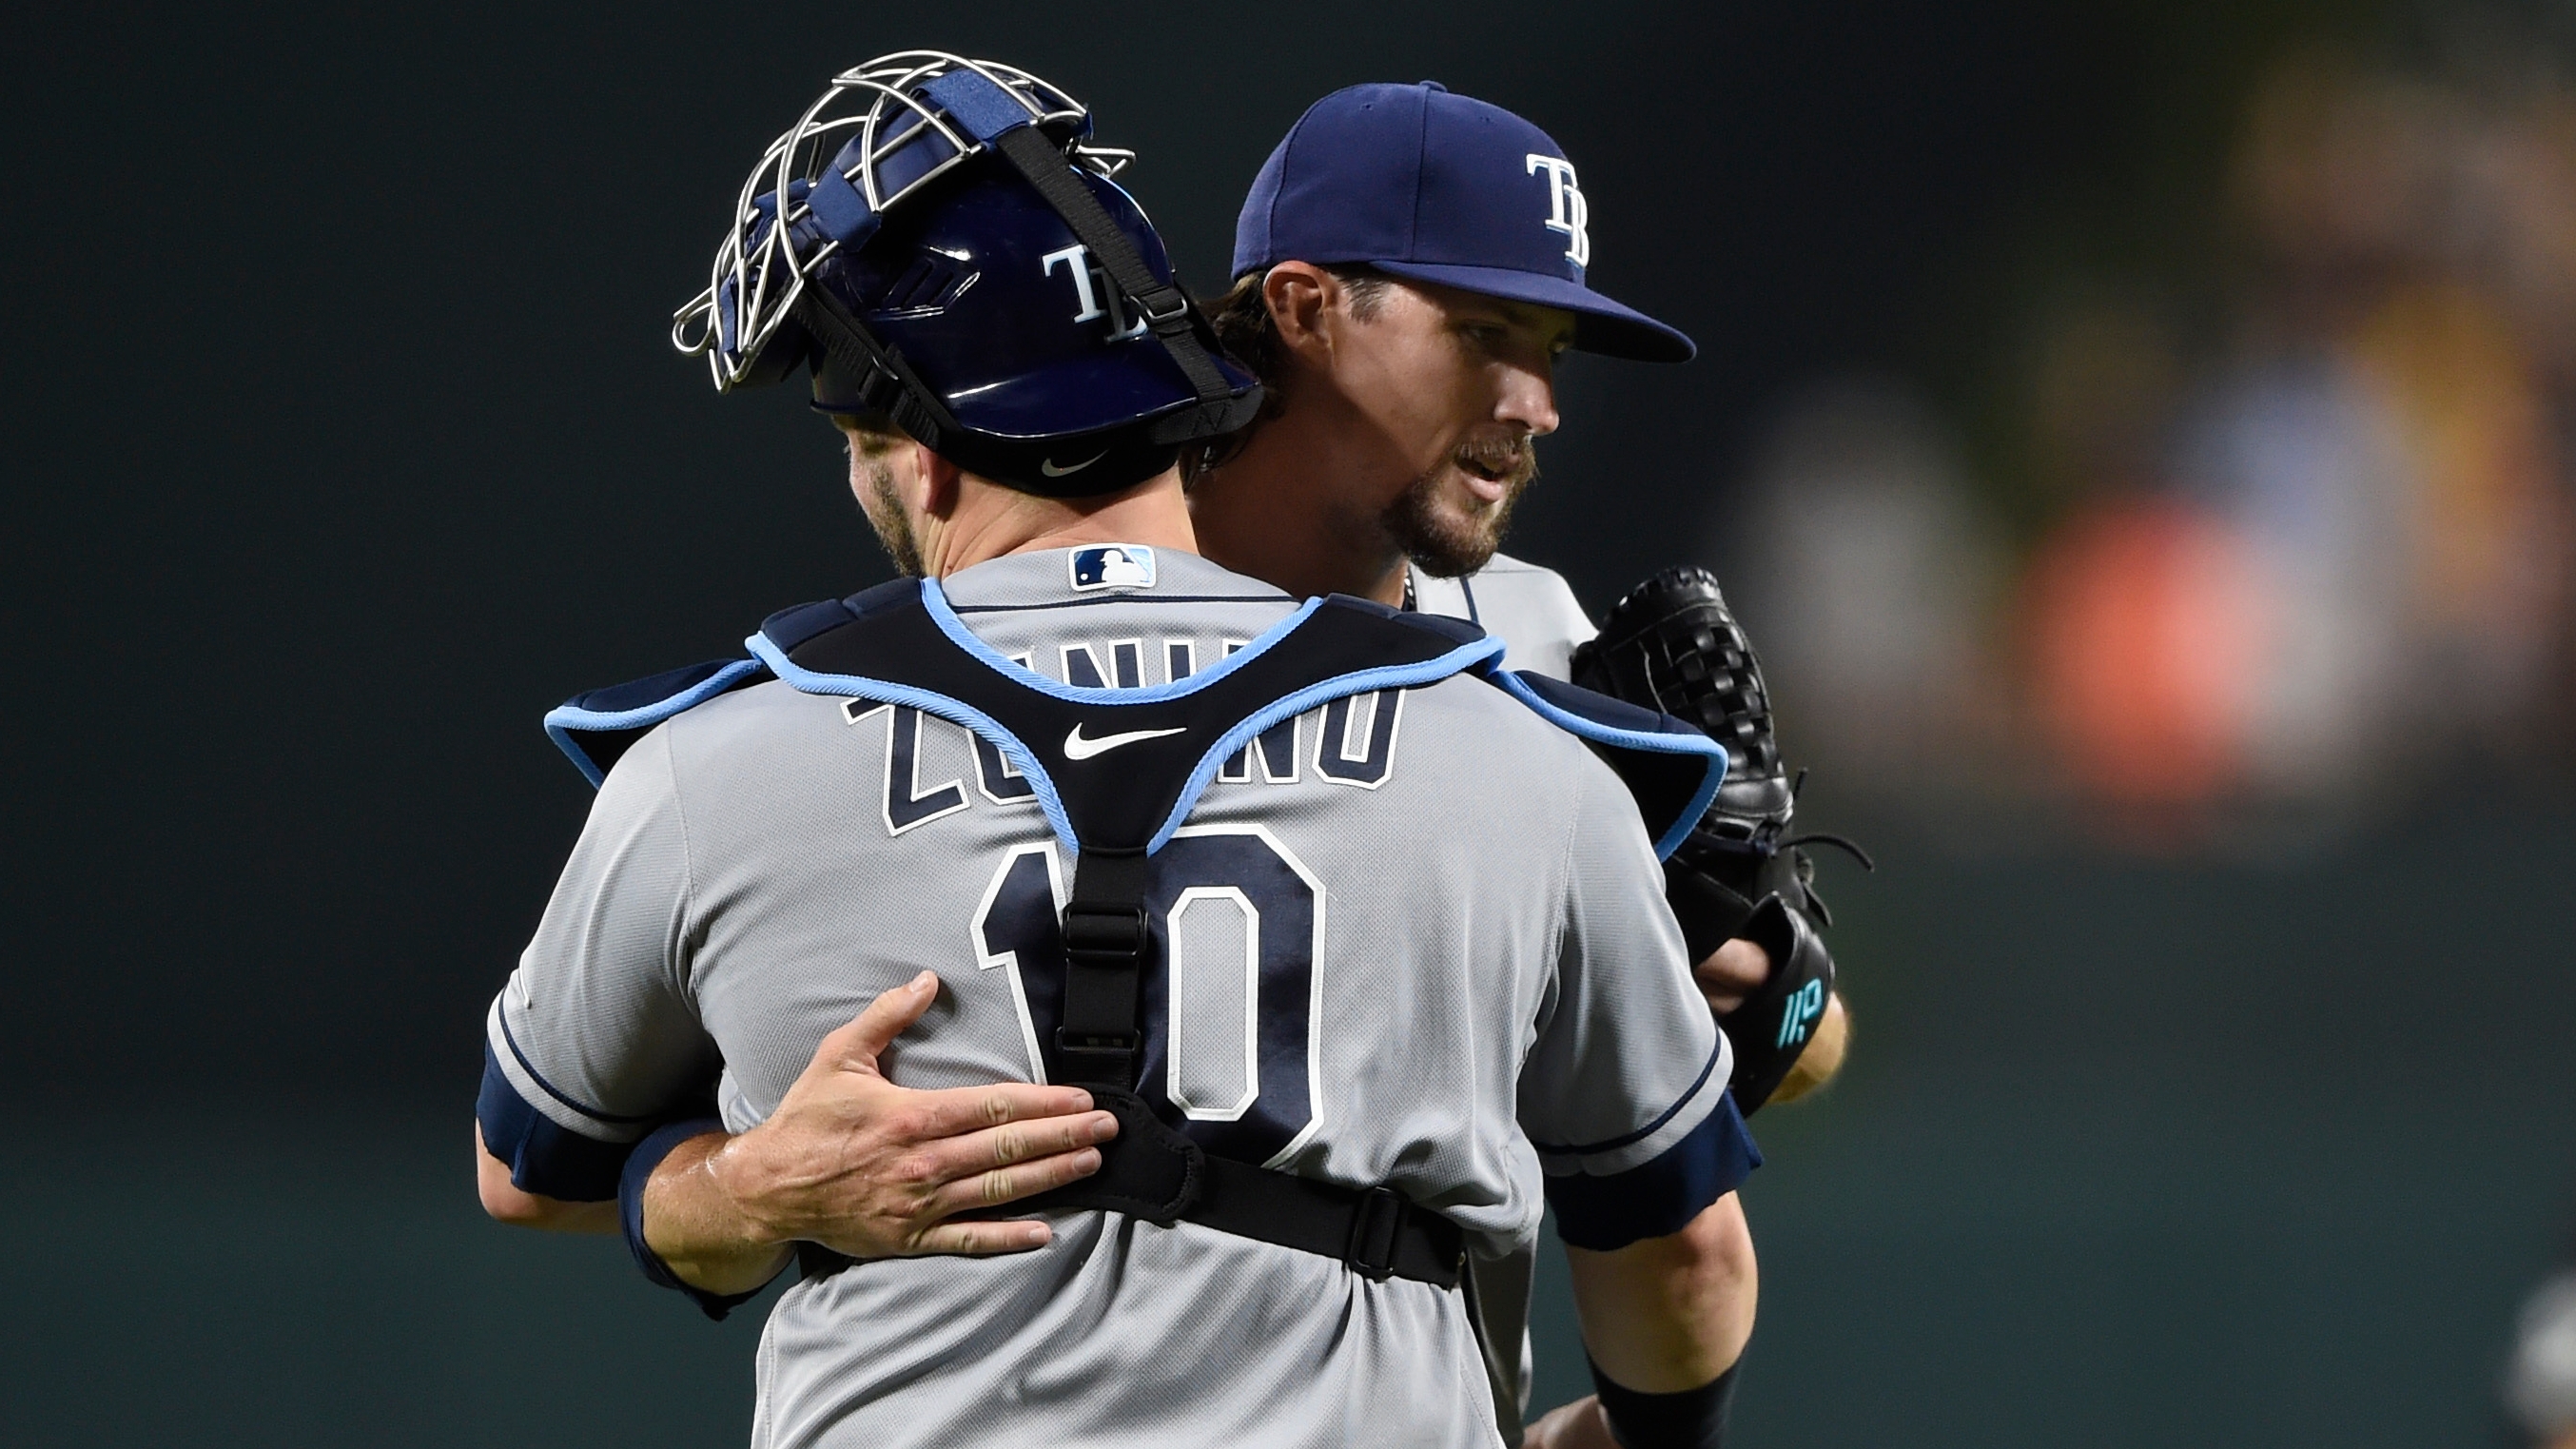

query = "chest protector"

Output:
[[545, 578, 1727, 1286]]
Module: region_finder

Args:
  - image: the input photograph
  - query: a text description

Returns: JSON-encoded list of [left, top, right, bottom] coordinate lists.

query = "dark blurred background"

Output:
[[7, 1, 2573, 1443]]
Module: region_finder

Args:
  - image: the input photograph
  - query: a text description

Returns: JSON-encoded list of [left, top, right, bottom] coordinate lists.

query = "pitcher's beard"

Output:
[[1390, 445, 1538, 578]]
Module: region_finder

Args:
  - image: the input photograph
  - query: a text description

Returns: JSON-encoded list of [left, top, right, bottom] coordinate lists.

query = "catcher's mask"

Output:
[[673, 52, 1259, 497]]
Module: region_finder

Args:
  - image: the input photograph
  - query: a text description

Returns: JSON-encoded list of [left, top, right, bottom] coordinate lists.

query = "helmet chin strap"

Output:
[[795, 280, 1186, 500], [916, 68, 1252, 441], [983, 129, 1239, 422], [790, 280, 959, 457], [682, 54, 1262, 493]]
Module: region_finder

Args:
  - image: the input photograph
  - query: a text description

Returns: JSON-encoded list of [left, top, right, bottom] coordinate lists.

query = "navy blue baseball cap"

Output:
[[1231, 82, 1694, 363]]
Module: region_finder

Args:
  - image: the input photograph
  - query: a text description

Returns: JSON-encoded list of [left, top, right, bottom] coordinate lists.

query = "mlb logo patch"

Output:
[[1070, 544, 1157, 591]]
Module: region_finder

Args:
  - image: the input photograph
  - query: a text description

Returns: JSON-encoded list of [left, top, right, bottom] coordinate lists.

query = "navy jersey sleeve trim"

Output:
[[620, 1117, 771, 1321], [496, 1008, 664, 1126], [1527, 1036, 1727, 1156], [543, 658, 771, 787], [1546, 1092, 1761, 1252], [1486, 670, 1726, 859], [477, 1045, 636, 1202]]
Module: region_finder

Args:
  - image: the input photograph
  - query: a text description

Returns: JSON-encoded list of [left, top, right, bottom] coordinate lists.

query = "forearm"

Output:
[[476, 1121, 618, 1233], [1565, 1191, 1757, 1391], [595, 976, 1116, 1307], [641, 1130, 795, 1297]]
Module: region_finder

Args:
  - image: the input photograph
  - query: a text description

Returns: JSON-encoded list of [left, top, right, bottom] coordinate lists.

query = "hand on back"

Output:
[[709, 971, 1120, 1259]]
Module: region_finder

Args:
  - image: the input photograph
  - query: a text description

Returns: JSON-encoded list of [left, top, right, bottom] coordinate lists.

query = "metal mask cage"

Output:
[[671, 51, 1135, 388]]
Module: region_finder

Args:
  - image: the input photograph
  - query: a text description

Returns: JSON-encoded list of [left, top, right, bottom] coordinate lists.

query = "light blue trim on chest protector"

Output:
[[749, 578, 1507, 856], [917, 578, 1331, 704], [543, 658, 771, 787], [541, 581, 1723, 860], [1486, 670, 1727, 860]]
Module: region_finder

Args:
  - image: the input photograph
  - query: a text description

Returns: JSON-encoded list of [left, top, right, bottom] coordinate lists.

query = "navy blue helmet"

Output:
[[673, 53, 1258, 496]]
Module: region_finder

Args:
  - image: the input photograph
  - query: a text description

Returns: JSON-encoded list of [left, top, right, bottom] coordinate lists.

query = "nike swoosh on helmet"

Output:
[[1041, 452, 1107, 477]]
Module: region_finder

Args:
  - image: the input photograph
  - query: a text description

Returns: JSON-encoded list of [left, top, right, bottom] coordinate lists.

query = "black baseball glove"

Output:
[[1570, 566, 1867, 1113]]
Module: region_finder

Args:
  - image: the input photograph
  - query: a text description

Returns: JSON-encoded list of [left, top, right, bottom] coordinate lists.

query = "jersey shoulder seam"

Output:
[[654, 720, 704, 1007], [1540, 723, 1593, 1009]]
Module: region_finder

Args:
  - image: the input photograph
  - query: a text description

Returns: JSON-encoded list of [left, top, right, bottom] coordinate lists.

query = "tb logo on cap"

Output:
[[1524, 154, 1590, 267]]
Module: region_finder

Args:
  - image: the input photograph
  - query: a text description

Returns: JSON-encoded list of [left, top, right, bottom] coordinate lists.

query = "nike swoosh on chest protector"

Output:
[[1062, 723, 1188, 760]]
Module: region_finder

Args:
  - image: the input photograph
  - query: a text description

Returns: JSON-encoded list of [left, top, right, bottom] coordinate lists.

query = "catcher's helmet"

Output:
[[673, 53, 1258, 496]]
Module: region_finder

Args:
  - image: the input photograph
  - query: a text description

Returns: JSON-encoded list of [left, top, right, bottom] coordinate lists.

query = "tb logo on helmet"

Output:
[[1523, 154, 1590, 267], [673, 52, 1259, 498], [1041, 244, 1150, 341]]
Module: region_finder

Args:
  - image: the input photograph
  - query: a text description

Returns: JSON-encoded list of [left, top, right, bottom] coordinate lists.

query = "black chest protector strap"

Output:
[[546, 582, 1724, 1293], [762, 581, 1493, 1089], [1057, 848, 1150, 1087], [761, 580, 1491, 1287]]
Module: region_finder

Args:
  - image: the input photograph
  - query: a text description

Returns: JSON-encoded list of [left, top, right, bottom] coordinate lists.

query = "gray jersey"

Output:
[[1411, 551, 1601, 1428], [1409, 552, 1597, 679], [487, 548, 1734, 1449]]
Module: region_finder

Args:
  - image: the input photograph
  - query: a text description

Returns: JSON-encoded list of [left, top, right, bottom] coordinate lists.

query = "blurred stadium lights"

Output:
[[2513, 1266, 2576, 1448], [1721, 382, 2010, 792], [1708, 10, 2576, 847]]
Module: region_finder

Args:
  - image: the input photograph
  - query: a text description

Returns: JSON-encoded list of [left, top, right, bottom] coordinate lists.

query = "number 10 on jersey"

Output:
[[969, 825, 1326, 1168]]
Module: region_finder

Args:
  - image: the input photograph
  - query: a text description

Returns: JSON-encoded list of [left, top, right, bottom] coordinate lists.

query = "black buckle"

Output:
[[1052, 1028, 1138, 1089], [1344, 1186, 1405, 1281], [1133, 284, 1193, 332], [1055, 1027, 1141, 1057], [1063, 901, 1148, 967], [1057, 895, 1149, 1087], [852, 360, 904, 413]]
